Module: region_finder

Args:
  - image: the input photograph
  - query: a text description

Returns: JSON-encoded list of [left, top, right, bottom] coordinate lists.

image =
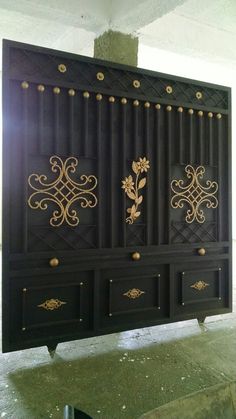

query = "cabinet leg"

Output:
[[197, 317, 206, 325], [47, 343, 58, 357]]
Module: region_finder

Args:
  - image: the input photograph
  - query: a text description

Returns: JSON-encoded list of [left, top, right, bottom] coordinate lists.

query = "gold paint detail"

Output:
[[68, 89, 75, 96], [198, 248, 206, 256], [155, 104, 161, 110], [190, 281, 209, 291], [58, 64, 67, 73], [21, 81, 29, 89], [166, 85, 173, 94], [144, 101, 150, 108], [38, 299, 67, 311], [49, 257, 59, 267], [133, 100, 139, 107], [28, 156, 98, 227], [171, 165, 218, 224], [53, 87, 60, 94], [198, 111, 203, 117], [37, 84, 45, 92], [133, 80, 141, 88], [132, 252, 141, 261], [196, 91, 203, 100], [83, 91, 90, 98], [122, 157, 150, 224], [208, 112, 213, 118], [109, 96, 115, 103], [166, 105, 172, 112], [188, 109, 194, 115], [123, 288, 145, 299], [97, 72, 104, 81], [96, 93, 103, 101], [178, 107, 183, 113], [121, 98, 127, 104], [216, 113, 222, 119]]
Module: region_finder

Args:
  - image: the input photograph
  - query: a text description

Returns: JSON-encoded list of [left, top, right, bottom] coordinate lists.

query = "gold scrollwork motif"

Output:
[[190, 281, 209, 291], [171, 165, 218, 224], [123, 288, 145, 299], [122, 157, 150, 224], [28, 156, 98, 227], [38, 298, 67, 310]]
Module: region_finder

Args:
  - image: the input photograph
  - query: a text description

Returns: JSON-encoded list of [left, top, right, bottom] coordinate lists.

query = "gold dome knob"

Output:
[[49, 257, 59, 267], [198, 248, 206, 256], [132, 252, 141, 261]]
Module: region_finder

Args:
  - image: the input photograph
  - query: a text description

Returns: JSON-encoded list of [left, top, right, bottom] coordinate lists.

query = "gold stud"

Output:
[[22, 288, 27, 292], [97, 72, 104, 81], [53, 87, 60, 94], [83, 91, 90, 99], [37, 84, 45, 92], [166, 105, 172, 112], [155, 104, 161, 110], [109, 313, 113, 317], [21, 81, 29, 89], [133, 80, 141, 88], [144, 101, 150, 108], [109, 96, 115, 103], [196, 91, 203, 100], [178, 107, 183, 113], [133, 100, 139, 107], [208, 112, 213, 118], [166, 85, 173, 94], [68, 89, 75, 96], [79, 318, 83, 322], [198, 110, 203, 117], [216, 113, 222, 119], [96, 93, 102, 101], [80, 282, 83, 286], [121, 98, 127, 105], [22, 327, 26, 331], [58, 64, 67, 73], [188, 109, 194, 115]]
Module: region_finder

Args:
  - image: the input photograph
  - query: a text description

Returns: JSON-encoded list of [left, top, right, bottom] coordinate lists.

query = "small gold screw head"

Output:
[[49, 257, 59, 267], [133, 80, 141, 88], [109, 313, 113, 317], [80, 282, 83, 286], [21, 81, 29, 89], [37, 84, 45, 92], [166, 85, 173, 94], [198, 248, 206, 256], [23, 288, 27, 292], [196, 91, 203, 100], [121, 98, 127, 105], [53, 87, 60, 94], [58, 63, 67, 73], [133, 100, 139, 107], [216, 113, 222, 119], [83, 91, 90, 99], [155, 104, 161, 110], [68, 89, 75, 96], [109, 96, 115, 103], [144, 101, 150, 108], [96, 93, 103, 101], [166, 105, 172, 112], [208, 112, 213, 118], [188, 108, 194, 115], [22, 327, 26, 331], [178, 107, 183, 113], [198, 110, 203, 116], [97, 72, 104, 81], [79, 318, 83, 322], [132, 252, 141, 261]]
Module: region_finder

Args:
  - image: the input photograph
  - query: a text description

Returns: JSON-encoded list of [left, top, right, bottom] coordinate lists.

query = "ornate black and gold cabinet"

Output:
[[2, 40, 232, 353]]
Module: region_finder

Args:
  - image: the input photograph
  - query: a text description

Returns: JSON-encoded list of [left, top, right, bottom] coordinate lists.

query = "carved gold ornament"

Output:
[[171, 165, 218, 224], [190, 281, 209, 291], [38, 298, 67, 310], [123, 288, 145, 299], [122, 157, 150, 224], [28, 156, 98, 227]]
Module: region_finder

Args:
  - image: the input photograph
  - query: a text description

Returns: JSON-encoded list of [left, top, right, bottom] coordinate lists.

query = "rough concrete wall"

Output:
[[94, 30, 138, 66]]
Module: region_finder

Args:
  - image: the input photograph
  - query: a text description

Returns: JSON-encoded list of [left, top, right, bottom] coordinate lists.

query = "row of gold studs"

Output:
[[21, 82, 222, 118]]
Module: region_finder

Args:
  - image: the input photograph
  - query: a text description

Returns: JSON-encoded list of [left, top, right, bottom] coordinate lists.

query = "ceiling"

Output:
[[0, 0, 235, 69]]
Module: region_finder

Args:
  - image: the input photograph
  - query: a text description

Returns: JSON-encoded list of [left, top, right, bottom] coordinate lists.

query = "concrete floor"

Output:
[[0, 248, 236, 419]]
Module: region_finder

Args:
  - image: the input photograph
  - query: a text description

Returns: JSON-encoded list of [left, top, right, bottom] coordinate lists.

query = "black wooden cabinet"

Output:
[[2, 40, 232, 353]]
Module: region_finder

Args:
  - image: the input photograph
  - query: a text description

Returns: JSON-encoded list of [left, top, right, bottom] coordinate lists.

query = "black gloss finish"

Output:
[[2, 39, 232, 353]]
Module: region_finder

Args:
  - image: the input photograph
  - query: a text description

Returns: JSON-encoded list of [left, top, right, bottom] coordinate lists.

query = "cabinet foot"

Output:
[[47, 343, 58, 357], [197, 317, 206, 325], [64, 405, 92, 419]]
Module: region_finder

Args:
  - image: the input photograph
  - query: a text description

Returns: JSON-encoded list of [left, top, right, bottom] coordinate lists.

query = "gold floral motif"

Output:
[[123, 288, 145, 299], [171, 165, 218, 224], [190, 281, 209, 291], [38, 298, 67, 310], [122, 157, 150, 224], [28, 156, 98, 227]]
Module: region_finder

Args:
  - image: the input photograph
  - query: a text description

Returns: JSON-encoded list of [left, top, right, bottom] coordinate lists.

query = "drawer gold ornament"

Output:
[[122, 157, 150, 224], [37, 298, 67, 310], [28, 156, 98, 227], [123, 288, 145, 299], [171, 165, 218, 223], [190, 281, 209, 291]]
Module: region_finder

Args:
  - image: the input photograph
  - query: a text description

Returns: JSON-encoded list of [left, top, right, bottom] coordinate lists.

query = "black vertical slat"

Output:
[[133, 100, 139, 158], [96, 98, 102, 248], [155, 104, 161, 245], [53, 86, 60, 154], [22, 82, 29, 253], [121, 99, 127, 246], [109, 98, 115, 247], [188, 109, 194, 164], [208, 112, 213, 166], [177, 107, 184, 164], [198, 111, 204, 164], [37, 84, 45, 154], [83, 91, 89, 157], [144, 102, 152, 245], [166, 105, 172, 244], [216, 113, 222, 241], [68, 89, 75, 155], [157, 274, 161, 310]]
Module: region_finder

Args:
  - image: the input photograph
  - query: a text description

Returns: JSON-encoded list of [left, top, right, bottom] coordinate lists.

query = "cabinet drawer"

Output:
[[173, 260, 230, 316]]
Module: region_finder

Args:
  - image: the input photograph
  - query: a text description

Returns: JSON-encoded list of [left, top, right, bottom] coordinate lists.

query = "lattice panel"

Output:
[[171, 221, 217, 243]]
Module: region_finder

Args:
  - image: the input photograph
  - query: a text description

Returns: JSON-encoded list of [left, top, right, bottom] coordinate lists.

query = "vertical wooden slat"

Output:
[[155, 104, 161, 245], [177, 107, 184, 164], [83, 91, 89, 157], [198, 111, 204, 164], [21, 82, 29, 253], [37, 84, 45, 154], [133, 100, 139, 158], [68, 89, 75, 155], [216, 113, 222, 241], [96, 98, 102, 248], [208, 112, 213, 166], [144, 102, 151, 245], [53, 87, 60, 154], [121, 99, 127, 246], [166, 105, 172, 244], [109, 99, 115, 247], [188, 109, 194, 164]]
